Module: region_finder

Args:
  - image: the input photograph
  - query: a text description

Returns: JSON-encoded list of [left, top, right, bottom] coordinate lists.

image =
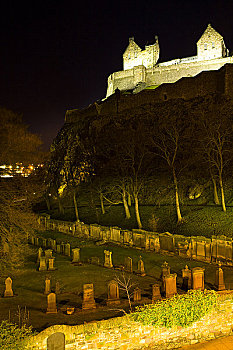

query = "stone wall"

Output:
[[26, 293, 233, 349], [39, 215, 233, 266]]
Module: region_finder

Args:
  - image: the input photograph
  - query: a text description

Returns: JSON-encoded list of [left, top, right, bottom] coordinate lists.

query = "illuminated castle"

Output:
[[106, 24, 232, 97]]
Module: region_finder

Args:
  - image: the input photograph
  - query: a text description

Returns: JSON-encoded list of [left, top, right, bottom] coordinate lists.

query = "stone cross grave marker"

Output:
[[82, 283, 96, 310], [125, 256, 133, 273], [46, 293, 57, 313], [164, 273, 177, 298], [182, 265, 191, 291], [104, 250, 113, 268], [133, 287, 141, 302], [152, 284, 161, 302], [37, 247, 43, 263], [137, 256, 146, 276], [72, 248, 80, 263], [39, 256, 47, 271], [107, 280, 120, 306], [47, 332, 65, 350], [192, 267, 205, 291], [215, 262, 225, 291], [4, 277, 13, 297], [44, 277, 51, 295]]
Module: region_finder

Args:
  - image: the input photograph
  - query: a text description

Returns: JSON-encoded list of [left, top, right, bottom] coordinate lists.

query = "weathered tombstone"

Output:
[[34, 237, 39, 246], [61, 242, 65, 254], [137, 256, 146, 276], [44, 277, 51, 295], [48, 258, 56, 271], [192, 267, 205, 291], [56, 244, 61, 254], [125, 256, 133, 273], [82, 284, 96, 310], [45, 249, 53, 262], [107, 280, 120, 305], [47, 332, 65, 350], [42, 238, 47, 248], [215, 262, 225, 291], [182, 265, 192, 291], [104, 250, 113, 268], [55, 281, 60, 295], [133, 287, 141, 302], [72, 248, 80, 263], [152, 284, 161, 302], [39, 256, 47, 271], [46, 293, 57, 313], [37, 247, 43, 263], [161, 261, 170, 279], [164, 273, 177, 298], [64, 243, 71, 257], [4, 277, 13, 297], [51, 239, 56, 251], [90, 256, 100, 265]]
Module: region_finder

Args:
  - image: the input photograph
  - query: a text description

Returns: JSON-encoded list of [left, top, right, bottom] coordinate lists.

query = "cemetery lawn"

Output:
[[2, 230, 233, 331]]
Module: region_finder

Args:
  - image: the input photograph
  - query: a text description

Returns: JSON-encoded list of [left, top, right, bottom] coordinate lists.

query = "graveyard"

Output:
[[1, 226, 233, 333]]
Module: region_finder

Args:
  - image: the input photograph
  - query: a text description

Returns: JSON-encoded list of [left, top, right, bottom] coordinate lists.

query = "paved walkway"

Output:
[[181, 335, 233, 350]]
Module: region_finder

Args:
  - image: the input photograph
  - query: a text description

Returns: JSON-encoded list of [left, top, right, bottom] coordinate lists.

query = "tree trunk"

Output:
[[128, 192, 132, 207], [219, 175, 226, 212], [100, 192, 105, 214], [172, 167, 182, 223], [122, 189, 131, 219], [57, 196, 64, 214], [45, 195, 51, 211], [73, 190, 79, 221], [134, 195, 142, 229], [211, 175, 220, 205]]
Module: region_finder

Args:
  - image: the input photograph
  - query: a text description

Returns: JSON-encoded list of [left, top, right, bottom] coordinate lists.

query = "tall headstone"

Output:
[[46, 293, 57, 313], [104, 250, 113, 268], [37, 247, 43, 263], [164, 273, 177, 298], [137, 256, 146, 276], [56, 244, 61, 254], [107, 280, 120, 305], [60, 242, 65, 255], [161, 261, 170, 279], [48, 258, 56, 271], [51, 239, 56, 251], [133, 287, 141, 302], [64, 243, 71, 257], [45, 249, 53, 262], [215, 262, 225, 291], [192, 267, 205, 291], [82, 284, 96, 310], [182, 265, 192, 291], [72, 248, 80, 263], [152, 284, 161, 302], [34, 237, 39, 246], [39, 256, 47, 271], [42, 238, 47, 248], [125, 256, 133, 273], [55, 281, 60, 295], [44, 277, 51, 295], [4, 277, 13, 297]]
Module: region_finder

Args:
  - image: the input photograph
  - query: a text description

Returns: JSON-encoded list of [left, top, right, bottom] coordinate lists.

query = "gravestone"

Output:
[[42, 238, 47, 248], [56, 244, 61, 254], [137, 256, 146, 276], [46, 293, 57, 313], [104, 250, 113, 268], [82, 284, 96, 310], [152, 284, 161, 302], [51, 239, 56, 251], [90, 256, 100, 265], [192, 267, 205, 291], [215, 262, 225, 291], [34, 237, 39, 246], [64, 243, 71, 257], [37, 247, 43, 263], [61, 242, 65, 254], [125, 256, 133, 273], [44, 277, 51, 295], [133, 287, 141, 302], [4, 277, 13, 297], [164, 273, 177, 298], [48, 258, 56, 271], [47, 332, 65, 350], [182, 265, 192, 291], [39, 256, 47, 271], [55, 282, 60, 295], [72, 248, 80, 263], [45, 249, 53, 262], [107, 280, 120, 306], [161, 261, 170, 279]]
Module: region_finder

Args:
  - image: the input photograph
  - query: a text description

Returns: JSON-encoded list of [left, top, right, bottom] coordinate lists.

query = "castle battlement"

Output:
[[106, 24, 231, 97]]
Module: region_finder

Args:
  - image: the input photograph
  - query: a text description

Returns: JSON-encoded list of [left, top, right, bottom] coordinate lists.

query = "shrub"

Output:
[[0, 321, 34, 350], [131, 289, 218, 328]]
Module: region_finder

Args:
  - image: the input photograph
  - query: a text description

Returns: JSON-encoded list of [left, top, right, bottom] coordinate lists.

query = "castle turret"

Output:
[[197, 24, 228, 61]]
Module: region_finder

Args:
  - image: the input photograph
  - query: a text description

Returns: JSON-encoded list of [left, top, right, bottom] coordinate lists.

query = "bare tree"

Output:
[[114, 272, 136, 312]]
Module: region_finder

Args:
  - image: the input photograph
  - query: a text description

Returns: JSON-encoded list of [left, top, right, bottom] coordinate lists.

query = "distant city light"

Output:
[[0, 163, 43, 178]]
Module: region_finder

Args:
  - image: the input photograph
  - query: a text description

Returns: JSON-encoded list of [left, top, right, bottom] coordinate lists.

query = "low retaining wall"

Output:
[[39, 214, 233, 265], [26, 293, 233, 349]]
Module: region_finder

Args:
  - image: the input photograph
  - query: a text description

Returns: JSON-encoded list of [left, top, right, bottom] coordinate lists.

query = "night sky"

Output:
[[1, 0, 233, 149]]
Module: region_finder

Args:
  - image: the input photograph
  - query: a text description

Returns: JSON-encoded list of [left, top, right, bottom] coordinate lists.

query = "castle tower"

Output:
[[123, 36, 159, 70], [197, 24, 228, 61]]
